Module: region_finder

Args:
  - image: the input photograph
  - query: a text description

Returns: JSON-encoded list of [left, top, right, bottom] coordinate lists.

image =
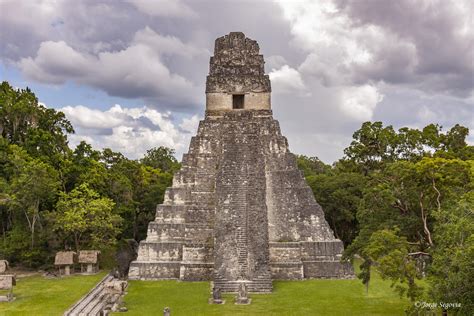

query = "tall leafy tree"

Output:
[[52, 183, 121, 251], [0, 81, 73, 168], [9, 152, 60, 249], [429, 191, 474, 314]]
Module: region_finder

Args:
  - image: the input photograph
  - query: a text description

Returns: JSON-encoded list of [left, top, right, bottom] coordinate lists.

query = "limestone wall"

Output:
[[206, 92, 271, 111]]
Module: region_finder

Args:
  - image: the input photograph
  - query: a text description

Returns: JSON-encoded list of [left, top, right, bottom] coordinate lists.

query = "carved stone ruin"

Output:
[[0, 260, 9, 274], [0, 274, 16, 302], [208, 285, 224, 304], [104, 279, 128, 312], [78, 250, 100, 274], [129, 32, 354, 292], [235, 282, 250, 305], [55, 251, 76, 276]]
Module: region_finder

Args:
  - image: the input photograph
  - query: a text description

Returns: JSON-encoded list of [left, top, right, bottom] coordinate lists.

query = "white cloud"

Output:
[[18, 28, 203, 108], [266, 55, 288, 70], [269, 65, 307, 94], [179, 115, 200, 133], [340, 85, 384, 121], [133, 27, 203, 58], [124, 0, 196, 18], [62, 104, 198, 159], [2, 0, 472, 164], [19, 41, 92, 84], [61, 105, 125, 129]]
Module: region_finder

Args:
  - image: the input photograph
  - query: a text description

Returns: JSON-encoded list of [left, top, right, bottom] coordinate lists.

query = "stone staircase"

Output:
[[64, 274, 114, 316]]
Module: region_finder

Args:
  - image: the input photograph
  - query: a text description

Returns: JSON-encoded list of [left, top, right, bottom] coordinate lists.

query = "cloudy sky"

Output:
[[1, 0, 472, 163]]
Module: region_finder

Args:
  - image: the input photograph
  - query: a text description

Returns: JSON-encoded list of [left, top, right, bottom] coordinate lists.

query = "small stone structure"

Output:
[[235, 282, 250, 305], [78, 250, 100, 274], [55, 251, 76, 276], [208, 285, 224, 304], [0, 260, 15, 302], [0, 274, 16, 302], [0, 260, 9, 274], [129, 32, 354, 291], [104, 279, 128, 312]]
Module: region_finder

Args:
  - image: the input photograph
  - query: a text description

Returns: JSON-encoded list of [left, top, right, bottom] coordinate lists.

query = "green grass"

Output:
[[0, 266, 413, 315], [0, 272, 107, 316], [120, 271, 410, 316]]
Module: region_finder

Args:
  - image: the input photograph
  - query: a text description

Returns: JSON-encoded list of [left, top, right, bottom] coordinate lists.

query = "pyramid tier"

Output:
[[129, 110, 353, 288]]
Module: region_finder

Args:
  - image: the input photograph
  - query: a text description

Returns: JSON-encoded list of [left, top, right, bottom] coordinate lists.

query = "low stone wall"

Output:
[[303, 261, 354, 279], [128, 262, 180, 280], [268, 241, 353, 279], [179, 263, 213, 281], [270, 263, 304, 280]]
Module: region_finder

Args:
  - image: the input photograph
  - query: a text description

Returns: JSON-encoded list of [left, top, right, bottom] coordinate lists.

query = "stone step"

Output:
[[129, 261, 181, 280], [146, 223, 185, 242], [136, 241, 183, 262]]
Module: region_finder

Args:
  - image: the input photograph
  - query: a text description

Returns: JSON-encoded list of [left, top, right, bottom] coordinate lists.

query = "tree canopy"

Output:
[[0, 81, 177, 268], [299, 121, 473, 314]]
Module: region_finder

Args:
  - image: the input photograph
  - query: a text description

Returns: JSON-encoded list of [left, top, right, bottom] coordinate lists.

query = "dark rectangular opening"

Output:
[[232, 94, 244, 109]]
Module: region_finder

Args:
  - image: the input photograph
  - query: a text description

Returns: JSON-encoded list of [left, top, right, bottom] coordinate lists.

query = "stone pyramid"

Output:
[[129, 32, 353, 292]]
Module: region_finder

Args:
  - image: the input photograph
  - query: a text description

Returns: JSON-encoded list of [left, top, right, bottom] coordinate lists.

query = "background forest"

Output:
[[0, 82, 472, 313]]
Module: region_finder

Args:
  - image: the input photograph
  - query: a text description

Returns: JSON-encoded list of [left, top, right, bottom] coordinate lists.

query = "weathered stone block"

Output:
[[270, 263, 304, 280], [146, 223, 185, 242], [303, 261, 354, 279], [128, 262, 181, 280], [136, 241, 183, 261], [179, 263, 213, 281]]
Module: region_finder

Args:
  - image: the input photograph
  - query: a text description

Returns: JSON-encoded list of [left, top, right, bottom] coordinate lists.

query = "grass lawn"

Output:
[[0, 272, 107, 316], [119, 270, 411, 316]]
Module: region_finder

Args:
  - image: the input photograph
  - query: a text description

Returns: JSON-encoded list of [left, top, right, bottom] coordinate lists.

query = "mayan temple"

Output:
[[128, 32, 353, 292]]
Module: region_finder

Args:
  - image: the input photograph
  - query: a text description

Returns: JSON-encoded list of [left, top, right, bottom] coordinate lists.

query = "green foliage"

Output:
[[308, 171, 365, 245], [0, 81, 178, 268], [296, 155, 330, 177], [365, 229, 423, 301], [341, 121, 473, 307], [343, 121, 473, 174], [0, 81, 74, 167], [429, 191, 474, 314], [52, 183, 121, 251], [141, 146, 180, 173], [297, 156, 364, 245], [103, 154, 173, 241], [344, 122, 398, 173], [297, 156, 358, 245], [4, 146, 60, 255]]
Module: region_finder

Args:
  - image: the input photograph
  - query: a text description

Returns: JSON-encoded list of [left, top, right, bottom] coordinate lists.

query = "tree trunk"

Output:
[[74, 233, 80, 252], [331, 217, 340, 239], [419, 192, 433, 246], [133, 207, 138, 240]]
